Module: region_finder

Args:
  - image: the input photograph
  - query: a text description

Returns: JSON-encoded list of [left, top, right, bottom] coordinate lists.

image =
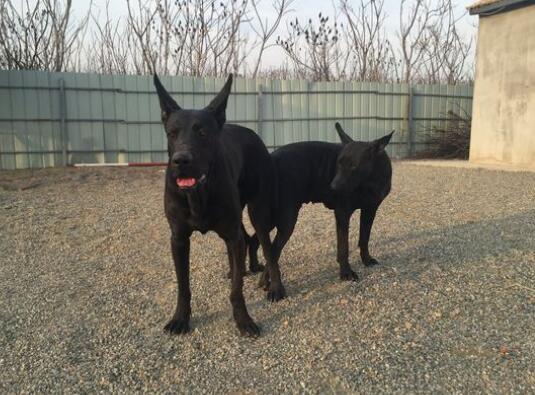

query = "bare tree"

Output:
[[247, 0, 294, 78], [204, 0, 247, 76], [426, 0, 473, 84], [277, 12, 345, 81], [125, 0, 158, 73], [442, 26, 473, 83], [399, 0, 473, 84], [0, 0, 475, 83], [397, 0, 444, 82], [86, 0, 132, 74], [277, 1, 398, 82], [339, 0, 394, 81], [0, 0, 91, 71], [122, 0, 249, 76]]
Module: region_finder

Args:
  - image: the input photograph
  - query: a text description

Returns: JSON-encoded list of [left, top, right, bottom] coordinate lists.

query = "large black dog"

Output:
[[249, 123, 393, 285], [154, 74, 285, 337]]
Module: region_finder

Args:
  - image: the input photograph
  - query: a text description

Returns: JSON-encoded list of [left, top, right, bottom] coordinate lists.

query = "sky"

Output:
[[73, 0, 478, 70]]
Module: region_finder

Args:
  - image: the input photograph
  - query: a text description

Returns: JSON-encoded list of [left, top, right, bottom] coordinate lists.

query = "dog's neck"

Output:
[[185, 183, 209, 218]]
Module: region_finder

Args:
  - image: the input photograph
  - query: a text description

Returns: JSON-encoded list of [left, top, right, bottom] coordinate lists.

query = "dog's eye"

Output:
[[192, 123, 206, 137], [339, 158, 351, 168]]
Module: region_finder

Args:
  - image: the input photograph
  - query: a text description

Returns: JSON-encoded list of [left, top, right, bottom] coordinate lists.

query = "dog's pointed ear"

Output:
[[154, 74, 180, 122], [205, 74, 233, 128], [371, 130, 395, 153], [335, 122, 353, 145]]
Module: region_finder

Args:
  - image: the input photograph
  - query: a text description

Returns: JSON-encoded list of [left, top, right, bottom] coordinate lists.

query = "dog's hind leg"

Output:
[[335, 208, 358, 281], [359, 205, 380, 267], [242, 223, 263, 273], [257, 205, 299, 295], [225, 231, 260, 337], [248, 204, 287, 302]]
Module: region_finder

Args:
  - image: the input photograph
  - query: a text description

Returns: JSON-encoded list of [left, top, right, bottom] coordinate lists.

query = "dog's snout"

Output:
[[172, 151, 193, 167]]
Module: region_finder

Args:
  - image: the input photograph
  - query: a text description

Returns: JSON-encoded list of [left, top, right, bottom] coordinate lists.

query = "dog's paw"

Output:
[[249, 262, 265, 274], [237, 320, 261, 337], [340, 269, 359, 281], [267, 284, 286, 302], [363, 257, 379, 267], [164, 317, 190, 335]]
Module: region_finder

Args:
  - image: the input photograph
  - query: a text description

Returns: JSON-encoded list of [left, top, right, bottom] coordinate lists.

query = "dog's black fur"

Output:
[[249, 123, 393, 285], [154, 74, 285, 337]]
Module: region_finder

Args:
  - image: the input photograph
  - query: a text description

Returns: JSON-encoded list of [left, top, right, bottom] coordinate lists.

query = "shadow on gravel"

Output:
[[378, 209, 535, 273], [175, 210, 535, 333], [193, 266, 341, 330], [258, 209, 535, 331]]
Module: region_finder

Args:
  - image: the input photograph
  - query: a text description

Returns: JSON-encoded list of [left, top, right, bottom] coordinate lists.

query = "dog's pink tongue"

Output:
[[176, 178, 196, 188]]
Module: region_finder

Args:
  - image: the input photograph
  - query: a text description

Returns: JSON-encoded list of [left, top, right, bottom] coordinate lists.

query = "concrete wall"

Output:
[[470, 4, 535, 168]]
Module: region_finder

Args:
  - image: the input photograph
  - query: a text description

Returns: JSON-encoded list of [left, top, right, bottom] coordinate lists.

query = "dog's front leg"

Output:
[[335, 209, 358, 281], [164, 229, 193, 335], [359, 205, 379, 266], [226, 233, 260, 337]]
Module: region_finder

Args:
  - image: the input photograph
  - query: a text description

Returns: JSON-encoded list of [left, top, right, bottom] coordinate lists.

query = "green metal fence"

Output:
[[0, 70, 473, 169]]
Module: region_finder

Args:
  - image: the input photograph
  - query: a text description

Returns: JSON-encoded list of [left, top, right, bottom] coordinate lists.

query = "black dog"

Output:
[[154, 74, 285, 337], [249, 123, 393, 285]]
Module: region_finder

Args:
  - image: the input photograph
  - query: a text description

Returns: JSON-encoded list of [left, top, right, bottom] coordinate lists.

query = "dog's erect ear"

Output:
[[154, 74, 180, 122], [371, 130, 395, 153], [335, 122, 354, 145], [205, 74, 233, 128]]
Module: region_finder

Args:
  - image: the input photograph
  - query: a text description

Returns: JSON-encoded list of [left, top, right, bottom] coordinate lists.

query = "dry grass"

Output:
[[415, 110, 471, 159]]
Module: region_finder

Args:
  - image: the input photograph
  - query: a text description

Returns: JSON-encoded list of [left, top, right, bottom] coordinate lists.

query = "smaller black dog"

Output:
[[249, 123, 393, 284]]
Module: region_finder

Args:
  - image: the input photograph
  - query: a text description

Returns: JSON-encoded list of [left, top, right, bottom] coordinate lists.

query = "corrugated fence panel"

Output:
[[124, 75, 139, 164], [10, 74, 24, 169], [0, 71, 14, 170], [21, 71, 38, 168], [271, 79, 283, 147], [100, 73, 117, 164], [0, 70, 473, 169]]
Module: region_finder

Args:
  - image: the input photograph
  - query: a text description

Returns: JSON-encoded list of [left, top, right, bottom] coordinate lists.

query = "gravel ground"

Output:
[[1, 162, 534, 393]]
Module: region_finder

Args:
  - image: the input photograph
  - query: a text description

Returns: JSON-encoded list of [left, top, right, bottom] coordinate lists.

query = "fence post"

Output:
[[59, 78, 68, 166], [257, 84, 264, 141], [307, 81, 312, 141], [406, 84, 414, 157]]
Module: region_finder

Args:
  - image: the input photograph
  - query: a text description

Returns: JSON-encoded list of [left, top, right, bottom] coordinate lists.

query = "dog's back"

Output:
[[272, 141, 341, 206], [272, 140, 391, 212]]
